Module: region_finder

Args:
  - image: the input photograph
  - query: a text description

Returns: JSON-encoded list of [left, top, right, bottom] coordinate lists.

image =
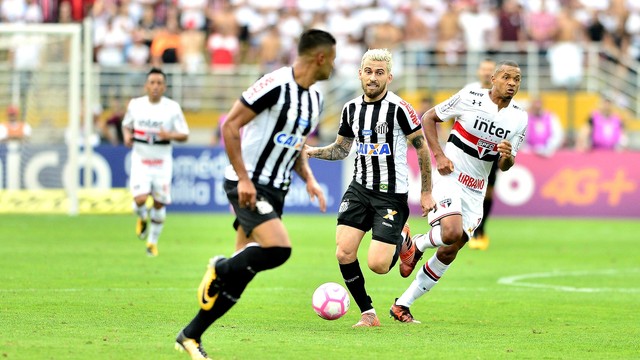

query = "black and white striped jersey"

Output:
[[224, 67, 323, 190], [338, 91, 421, 194]]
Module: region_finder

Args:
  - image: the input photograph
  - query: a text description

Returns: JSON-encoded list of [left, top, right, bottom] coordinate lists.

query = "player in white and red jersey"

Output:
[[122, 68, 189, 257], [390, 60, 528, 323]]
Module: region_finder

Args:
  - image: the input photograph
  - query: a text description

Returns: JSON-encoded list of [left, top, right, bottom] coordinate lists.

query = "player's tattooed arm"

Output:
[[408, 130, 433, 193], [306, 135, 354, 161]]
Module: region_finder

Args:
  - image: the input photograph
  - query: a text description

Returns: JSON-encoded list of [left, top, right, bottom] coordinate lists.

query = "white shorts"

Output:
[[129, 156, 172, 204], [427, 173, 484, 239]]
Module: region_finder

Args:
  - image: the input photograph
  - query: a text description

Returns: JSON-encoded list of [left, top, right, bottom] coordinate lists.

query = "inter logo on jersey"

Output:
[[274, 131, 305, 149], [476, 138, 496, 158], [357, 142, 391, 156]]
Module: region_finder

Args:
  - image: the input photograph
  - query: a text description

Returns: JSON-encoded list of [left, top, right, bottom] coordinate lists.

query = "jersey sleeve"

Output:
[[172, 102, 189, 134], [396, 99, 422, 135], [240, 73, 282, 115], [434, 90, 464, 122], [510, 113, 528, 156], [337, 103, 356, 138], [121, 99, 135, 129]]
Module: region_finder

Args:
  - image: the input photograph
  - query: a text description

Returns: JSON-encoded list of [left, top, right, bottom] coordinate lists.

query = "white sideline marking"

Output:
[[498, 269, 640, 293]]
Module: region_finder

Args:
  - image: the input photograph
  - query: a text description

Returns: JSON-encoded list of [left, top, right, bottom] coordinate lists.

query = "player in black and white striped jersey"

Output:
[[307, 48, 436, 328], [175, 29, 336, 359]]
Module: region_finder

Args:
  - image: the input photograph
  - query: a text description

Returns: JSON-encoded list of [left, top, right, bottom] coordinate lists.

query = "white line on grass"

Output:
[[498, 269, 640, 293]]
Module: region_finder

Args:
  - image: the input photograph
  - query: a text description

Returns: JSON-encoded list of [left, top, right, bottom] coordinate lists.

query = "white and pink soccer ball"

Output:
[[312, 282, 350, 320]]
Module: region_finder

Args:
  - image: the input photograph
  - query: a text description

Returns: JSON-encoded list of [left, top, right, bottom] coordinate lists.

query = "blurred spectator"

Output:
[[576, 95, 628, 151], [525, 0, 559, 54], [524, 96, 564, 157], [126, 29, 151, 68], [257, 25, 283, 73], [138, 5, 161, 48], [458, 0, 498, 55], [101, 97, 126, 145], [180, 25, 206, 73], [496, 0, 527, 52], [435, 2, 463, 66], [547, 7, 585, 88], [0, 105, 32, 142], [150, 17, 182, 67], [206, 21, 239, 71], [177, 0, 207, 31]]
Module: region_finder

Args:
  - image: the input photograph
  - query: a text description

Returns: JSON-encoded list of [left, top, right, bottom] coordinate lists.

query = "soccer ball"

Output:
[[312, 282, 350, 320]]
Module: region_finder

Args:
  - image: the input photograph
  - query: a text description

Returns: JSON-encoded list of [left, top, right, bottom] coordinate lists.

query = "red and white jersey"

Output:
[[434, 88, 528, 195], [122, 95, 189, 164]]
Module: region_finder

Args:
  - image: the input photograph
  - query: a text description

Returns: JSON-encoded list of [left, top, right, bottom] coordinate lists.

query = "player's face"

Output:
[[478, 61, 496, 88], [317, 45, 337, 81], [359, 59, 392, 102], [145, 73, 166, 102], [492, 65, 521, 100]]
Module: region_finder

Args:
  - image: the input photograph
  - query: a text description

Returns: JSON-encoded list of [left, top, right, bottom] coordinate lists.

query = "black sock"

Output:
[[339, 260, 372, 313], [182, 246, 291, 340]]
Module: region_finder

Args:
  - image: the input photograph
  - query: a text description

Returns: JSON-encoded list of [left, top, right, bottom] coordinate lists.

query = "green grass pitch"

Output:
[[1, 214, 639, 359]]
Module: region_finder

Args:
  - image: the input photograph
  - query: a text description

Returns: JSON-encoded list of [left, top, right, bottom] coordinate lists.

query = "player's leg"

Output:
[[145, 176, 171, 256], [367, 191, 409, 274], [470, 162, 497, 250], [178, 181, 290, 346], [130, 170, 151, 240]]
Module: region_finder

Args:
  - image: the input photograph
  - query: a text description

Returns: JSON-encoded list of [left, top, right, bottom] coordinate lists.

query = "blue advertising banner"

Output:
[[0, 144, 343, 214]]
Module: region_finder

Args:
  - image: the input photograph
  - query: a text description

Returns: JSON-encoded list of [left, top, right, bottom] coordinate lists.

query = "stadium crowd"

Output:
[[2, 0, 640, 74]]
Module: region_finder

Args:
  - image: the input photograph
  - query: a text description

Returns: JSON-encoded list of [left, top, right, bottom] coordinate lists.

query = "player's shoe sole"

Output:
[[175, 330, 212, 360], [198, 256, 226, 311]]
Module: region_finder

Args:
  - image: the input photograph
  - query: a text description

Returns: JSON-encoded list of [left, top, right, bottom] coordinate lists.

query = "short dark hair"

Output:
[[147, 67, 166, 80], [297, 29, 336, 56], [494, 60, 520, 74]]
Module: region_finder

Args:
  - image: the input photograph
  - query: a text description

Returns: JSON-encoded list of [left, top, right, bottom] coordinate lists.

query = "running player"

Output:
[[391, 60, 528, 322], [174, 29, 335, 360], [122, 67, 189, 257], [306, 48, 435, 327]]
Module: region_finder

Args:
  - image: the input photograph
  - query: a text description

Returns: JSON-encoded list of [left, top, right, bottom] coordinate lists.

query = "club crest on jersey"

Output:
[[439, 198, 452, 208], [357, 142, 391, 156], [476, 138, 496, 158], [375, 121, 388, 134], [274, 131, 305, 150]]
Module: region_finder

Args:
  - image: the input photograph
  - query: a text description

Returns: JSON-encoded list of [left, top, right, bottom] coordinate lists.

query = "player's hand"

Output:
[[436, 155, 454, 175], [157, 128, 171, 141], [497, 140, 512, 158], [237, 178, 257, 210], [306, 179, 326, 213], [304, 144, 316, 158], [420, 192, 436, 217]]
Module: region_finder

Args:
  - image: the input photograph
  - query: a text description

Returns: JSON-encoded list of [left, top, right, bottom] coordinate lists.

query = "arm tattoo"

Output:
[[311, 137, 354, 160], [417, 155, 432, 192], [411, 135, 425, 149]]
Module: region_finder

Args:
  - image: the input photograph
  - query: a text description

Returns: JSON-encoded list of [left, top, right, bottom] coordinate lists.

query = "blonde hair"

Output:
[[360, 48, 393, 73]]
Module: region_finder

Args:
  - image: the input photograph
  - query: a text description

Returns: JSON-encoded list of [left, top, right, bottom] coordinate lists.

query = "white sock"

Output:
[[147, 207, 166, 245], [396, 254, 450, 307], [363, 308, 376, 315], [414, 225, 444, 251], [133, 202, 148, 220]]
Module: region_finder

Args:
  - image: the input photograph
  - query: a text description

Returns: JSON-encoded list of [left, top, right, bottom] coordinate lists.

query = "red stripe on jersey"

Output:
[[134, 129, 146, 136], [452, 121, 497, 151]]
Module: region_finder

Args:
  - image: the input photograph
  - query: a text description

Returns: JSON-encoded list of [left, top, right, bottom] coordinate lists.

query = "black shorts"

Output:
[[488, 161, 498, 187], [224, 179, 286, 237], [337, 181, 409, 246]]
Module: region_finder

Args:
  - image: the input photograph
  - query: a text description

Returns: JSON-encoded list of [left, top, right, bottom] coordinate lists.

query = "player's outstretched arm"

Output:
[[306, 135, 353, 161]]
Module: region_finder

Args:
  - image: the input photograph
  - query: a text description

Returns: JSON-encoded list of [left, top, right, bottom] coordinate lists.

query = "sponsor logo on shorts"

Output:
[[256, 198, 274, 215], [382, 222, 392, 227], [338, 200, 349, 213], [383, 209, 397, 221], [457, 173, 485, 191]]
